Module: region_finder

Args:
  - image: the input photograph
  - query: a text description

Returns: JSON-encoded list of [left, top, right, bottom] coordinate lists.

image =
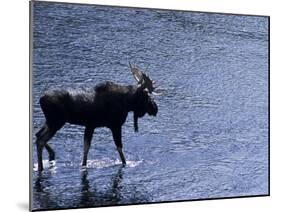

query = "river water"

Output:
[[31, 2, 269, 210]]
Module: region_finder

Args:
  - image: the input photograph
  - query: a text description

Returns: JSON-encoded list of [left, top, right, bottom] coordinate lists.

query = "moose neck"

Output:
[[125, 85, 144, 114]]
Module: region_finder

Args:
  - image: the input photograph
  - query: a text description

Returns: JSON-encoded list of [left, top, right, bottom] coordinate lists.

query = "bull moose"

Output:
[[35, 63, 160, 172]]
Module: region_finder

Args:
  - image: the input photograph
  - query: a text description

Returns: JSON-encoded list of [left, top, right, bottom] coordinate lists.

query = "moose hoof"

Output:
[[49, 160, 56, 168]]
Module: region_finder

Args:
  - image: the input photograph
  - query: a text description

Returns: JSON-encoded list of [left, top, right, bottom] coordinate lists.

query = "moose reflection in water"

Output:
[[33, 167, 149, 209], [80, 168, 125, 207], [35, 63, 161, 172]]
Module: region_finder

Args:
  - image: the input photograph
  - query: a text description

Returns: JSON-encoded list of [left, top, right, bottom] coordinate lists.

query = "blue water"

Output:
[[31, 2, 269, 210]]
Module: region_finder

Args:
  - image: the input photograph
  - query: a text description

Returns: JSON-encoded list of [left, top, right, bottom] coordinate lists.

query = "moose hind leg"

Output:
[[111, 127, 126, 165], [45, 144, 55, 161], [35, 125, 57, 172], [82, 127, 94, 167]]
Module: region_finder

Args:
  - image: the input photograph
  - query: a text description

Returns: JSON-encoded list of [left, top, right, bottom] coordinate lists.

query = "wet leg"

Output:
[[111, 127, 126, 165], [45, 144, 55, 161], [36, 126, 56, 172], [82, 127, 94, 167], [36, 140, 44, 172]]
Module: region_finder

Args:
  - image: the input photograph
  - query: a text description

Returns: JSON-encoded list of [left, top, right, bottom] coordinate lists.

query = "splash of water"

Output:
[[85, 158, 143, 169], [33, 160, 57, 173]]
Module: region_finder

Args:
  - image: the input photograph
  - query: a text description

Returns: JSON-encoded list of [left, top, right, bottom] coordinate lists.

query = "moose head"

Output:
[[128, 62, 160, 132]]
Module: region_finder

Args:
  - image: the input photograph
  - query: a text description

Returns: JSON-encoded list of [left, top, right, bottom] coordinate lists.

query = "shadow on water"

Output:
[[33, 172, 61, 209], [33, 165, 150, 210], [79, 166, 150, 207], [80, 166, 124, 207]]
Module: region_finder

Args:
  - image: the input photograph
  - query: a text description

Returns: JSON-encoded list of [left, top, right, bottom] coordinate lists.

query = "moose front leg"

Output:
[[134, 113, 139, 132], [82, 127, 94, 167], [111, 127, 126, 165]]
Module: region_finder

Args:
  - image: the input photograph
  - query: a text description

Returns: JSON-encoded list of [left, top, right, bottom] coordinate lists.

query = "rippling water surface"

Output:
[[32, 2, 269, 210]]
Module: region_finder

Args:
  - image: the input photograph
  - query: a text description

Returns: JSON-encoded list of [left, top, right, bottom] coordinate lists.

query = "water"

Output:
[[31, 2, 269, 210]]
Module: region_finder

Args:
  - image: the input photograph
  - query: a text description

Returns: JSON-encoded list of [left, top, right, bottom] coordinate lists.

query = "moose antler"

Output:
[[129, 62, 143, 83], [129, 62, 160, 94]]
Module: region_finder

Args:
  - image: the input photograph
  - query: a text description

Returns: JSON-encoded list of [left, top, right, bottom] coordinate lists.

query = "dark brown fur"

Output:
[[35, 81, 158, 172]]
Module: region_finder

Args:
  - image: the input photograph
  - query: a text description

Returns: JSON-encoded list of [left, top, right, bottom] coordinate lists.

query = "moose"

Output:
[[35, 63, 160, 172]]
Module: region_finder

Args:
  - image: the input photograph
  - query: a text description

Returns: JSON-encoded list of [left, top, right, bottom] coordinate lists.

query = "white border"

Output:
[[1, 0, 279, 212]]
